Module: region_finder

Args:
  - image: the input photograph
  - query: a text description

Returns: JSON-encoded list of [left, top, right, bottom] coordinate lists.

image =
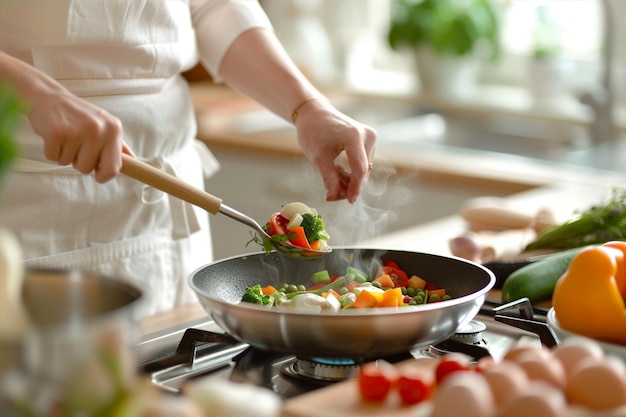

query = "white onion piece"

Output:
[[291, 293, 327, 312], [324, 293, 341, 312], [286, 213, 303, 229], [280, 202, 312, 220]]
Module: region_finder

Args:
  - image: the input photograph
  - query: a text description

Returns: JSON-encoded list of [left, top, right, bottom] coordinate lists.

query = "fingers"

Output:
[[344, 125, 377, 203], [30, 97, 124, 183], [298, 112, 377, 203]]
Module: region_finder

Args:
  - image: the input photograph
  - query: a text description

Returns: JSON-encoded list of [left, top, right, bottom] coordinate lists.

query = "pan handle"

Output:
[[120, 153, 222, 215]]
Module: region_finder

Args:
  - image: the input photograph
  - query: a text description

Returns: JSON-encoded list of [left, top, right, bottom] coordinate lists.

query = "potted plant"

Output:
[[527, 5, 565, 103], [387, 0, 502, 98]]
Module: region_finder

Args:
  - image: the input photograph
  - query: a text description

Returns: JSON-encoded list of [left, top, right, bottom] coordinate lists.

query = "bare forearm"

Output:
[[0, 50, 124, 182], [217, 27, 322, 122], [212, 27, 377, 204], [0, 50, 66, 112]]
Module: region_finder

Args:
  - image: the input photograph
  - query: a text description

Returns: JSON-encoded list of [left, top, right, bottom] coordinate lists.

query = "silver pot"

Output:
[[1, 268, 142, 416]]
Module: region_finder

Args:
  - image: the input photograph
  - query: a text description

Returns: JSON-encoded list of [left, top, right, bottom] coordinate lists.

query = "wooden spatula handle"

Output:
[[120, 153, 222, 215]]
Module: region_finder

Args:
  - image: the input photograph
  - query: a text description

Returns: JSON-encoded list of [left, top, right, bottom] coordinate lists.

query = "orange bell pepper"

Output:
[[352, 289, 383, 309], [552, 244, 626, 345], [602, 241, 626, 298], [378, 288, 404, 308]]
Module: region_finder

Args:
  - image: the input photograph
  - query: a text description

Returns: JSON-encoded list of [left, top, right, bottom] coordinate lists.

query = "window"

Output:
[[265, 0, 623, 107]]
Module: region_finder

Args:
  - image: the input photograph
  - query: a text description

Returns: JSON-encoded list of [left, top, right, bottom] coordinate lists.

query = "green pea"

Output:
[[442, 294, 452, 301], [371, 281, 382, 288], [407, 287, 416, 297], [285, 284, 298, 293], [429, 294, 441, 303], [413, 295, 424, 304], [339, 287, 349, 295], [297, 284, 306, 292]]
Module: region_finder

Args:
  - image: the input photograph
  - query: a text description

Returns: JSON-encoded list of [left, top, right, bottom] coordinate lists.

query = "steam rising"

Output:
[[300, 156, 412, 247]]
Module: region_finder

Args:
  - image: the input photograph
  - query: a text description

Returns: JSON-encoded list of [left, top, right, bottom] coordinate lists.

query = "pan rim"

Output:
[[188, 247, 496, 317]]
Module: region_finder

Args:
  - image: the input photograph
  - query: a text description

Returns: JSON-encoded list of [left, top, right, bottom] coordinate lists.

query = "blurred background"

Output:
[[192, 0, 626, 259], [263, 0, 622, 107]]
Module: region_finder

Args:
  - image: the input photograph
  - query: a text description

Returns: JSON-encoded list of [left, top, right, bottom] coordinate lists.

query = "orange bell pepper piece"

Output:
[[352, 289, 383, 309], [378, 288, 404, 308], [552, 245, 626, 345]]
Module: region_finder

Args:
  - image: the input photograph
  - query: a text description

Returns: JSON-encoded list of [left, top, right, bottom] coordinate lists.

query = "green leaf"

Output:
[[387, 0, 502, 58], [0, 84, 22, 193]]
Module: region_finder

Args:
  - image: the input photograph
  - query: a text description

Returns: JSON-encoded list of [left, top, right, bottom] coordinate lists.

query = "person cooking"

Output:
[[0, 1, 377, 317]]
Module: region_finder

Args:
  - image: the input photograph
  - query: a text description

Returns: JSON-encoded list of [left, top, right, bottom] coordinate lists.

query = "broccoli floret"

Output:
[[241, 284, 272, 306], [300, 213, 330, 242]]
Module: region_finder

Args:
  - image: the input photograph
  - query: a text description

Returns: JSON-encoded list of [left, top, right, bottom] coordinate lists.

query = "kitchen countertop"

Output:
[[140, 83, 626, 335]]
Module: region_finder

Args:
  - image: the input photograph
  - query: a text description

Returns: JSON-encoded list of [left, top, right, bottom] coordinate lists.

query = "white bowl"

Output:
[[547, 308, 626, 360]]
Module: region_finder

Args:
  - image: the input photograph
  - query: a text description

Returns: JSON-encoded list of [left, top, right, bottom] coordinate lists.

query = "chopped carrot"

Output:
[[322, 289, 341, 299], [373, 274, 395, 288], [287, 226, 311, 249], [428, 288, 446, 298], [310, 240, 323, 250], [261, 285, 277, 295]]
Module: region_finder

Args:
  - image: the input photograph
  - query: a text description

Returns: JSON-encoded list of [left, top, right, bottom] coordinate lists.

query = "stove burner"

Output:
[[450, 320, 487, 345], [282, 357, 359, 384], [419, 320, 491, 361]]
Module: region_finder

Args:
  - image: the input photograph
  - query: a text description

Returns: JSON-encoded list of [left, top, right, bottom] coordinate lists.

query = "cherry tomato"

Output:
[[397, 367, 435, 405], [358, 360, 398, 402], [380, 259, 409, 287], [267, 213, 289, 236], [435, 353, 472, 384]]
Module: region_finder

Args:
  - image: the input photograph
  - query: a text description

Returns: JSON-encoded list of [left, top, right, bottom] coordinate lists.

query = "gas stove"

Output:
[[136, 298, 553, 400]]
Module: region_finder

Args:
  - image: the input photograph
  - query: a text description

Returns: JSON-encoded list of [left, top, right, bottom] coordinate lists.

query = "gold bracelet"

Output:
[[291, 97, 320, 123]]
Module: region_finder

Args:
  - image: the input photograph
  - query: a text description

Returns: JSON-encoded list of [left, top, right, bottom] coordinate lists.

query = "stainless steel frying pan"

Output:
[[189, 248, 496, 360]]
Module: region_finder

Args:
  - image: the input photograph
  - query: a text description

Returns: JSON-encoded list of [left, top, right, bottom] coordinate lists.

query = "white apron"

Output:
[[0, 0, 271, 317]]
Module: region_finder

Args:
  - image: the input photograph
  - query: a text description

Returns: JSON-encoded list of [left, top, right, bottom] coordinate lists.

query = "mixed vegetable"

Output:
[[525, 187, 626, 251], [250, 202, 331, 253], [240, 258, 451, 312]]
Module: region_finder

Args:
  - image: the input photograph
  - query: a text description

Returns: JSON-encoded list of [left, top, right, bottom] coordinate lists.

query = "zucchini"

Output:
[[501, 247, 586, 303]]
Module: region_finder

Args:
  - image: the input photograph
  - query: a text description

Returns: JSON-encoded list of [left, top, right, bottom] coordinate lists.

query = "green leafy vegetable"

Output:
[[0, 84, 22, 191], [525, 189, 626, 251], [300, 213, 329, 242], [387, 0, 501, 59], [241, 284, 272, 306]]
